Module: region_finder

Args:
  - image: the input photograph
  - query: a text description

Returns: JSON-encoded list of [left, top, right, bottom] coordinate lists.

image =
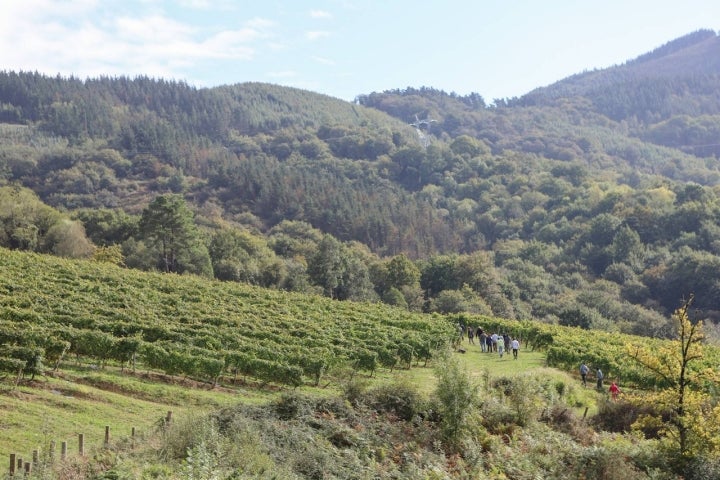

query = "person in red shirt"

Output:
[[609, 381, 622, 401]]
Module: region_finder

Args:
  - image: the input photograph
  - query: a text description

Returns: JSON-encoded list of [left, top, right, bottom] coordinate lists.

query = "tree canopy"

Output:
[[4, 43, 720, 335]]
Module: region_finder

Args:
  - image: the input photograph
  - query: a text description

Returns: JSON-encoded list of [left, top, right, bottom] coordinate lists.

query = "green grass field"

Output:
[[401, 342, 601, 415], [0, 342, 607, 478], [0, 364, 271, 458], [402, 342, 551, 387]]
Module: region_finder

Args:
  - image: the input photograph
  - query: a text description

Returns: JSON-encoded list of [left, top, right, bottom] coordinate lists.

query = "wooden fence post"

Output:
[[8, 421, 149, 475]]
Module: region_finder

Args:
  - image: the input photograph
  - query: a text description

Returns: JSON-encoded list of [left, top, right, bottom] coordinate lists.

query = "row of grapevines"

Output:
[[0, 248, 455, 387]]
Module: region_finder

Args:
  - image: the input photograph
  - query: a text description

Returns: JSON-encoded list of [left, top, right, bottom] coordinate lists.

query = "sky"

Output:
[[1, 1, 719, 103]]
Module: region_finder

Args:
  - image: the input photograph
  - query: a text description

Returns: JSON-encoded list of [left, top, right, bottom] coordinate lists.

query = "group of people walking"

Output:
[[456, 324, 622, 400], [579, 362, 622, 400], [458, 325, 520, 359]]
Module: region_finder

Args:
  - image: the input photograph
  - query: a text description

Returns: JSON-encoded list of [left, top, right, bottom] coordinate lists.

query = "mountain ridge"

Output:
[[516, 29, 720, 122], [2, 29, 720, 332]]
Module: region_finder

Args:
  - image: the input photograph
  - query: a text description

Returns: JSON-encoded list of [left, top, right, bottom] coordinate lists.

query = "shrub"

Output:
[[182, 433, 221, 480], [573, 444, 653, 480], [160, 413, 222, 461], [592, 398, 660, 435], [342, 375, 370, 406], [140, 464, 174, 479], [684, 456, 720, 480], [364, 380, 425, 421], [539, 404, 596, 446], [480, 396, 517, 435], [492, 374, 559, 427], [433, 351, 481, 452], [273, 391, 315, 420]]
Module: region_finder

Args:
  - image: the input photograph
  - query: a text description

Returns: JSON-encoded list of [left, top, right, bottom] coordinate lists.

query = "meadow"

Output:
[[1, 248, 718, 478]]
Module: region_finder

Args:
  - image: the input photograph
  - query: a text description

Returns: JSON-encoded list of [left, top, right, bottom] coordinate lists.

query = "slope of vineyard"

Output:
[[3, 245, 718, 397], [0, 248, 456, 388], [2, 249, 720, 477]]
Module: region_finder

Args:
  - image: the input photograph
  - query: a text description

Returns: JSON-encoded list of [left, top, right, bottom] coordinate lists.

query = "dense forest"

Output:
[[3, 30, 720, 338]]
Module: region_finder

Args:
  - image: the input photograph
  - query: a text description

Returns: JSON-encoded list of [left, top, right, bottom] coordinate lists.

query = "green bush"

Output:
[[684, 456, 720, 480], [160, 413, 221, 461], [433, 351, 481, 452], [342, 374, 370, 405], [139, 464, 174, 479], [363, 380, 425, 420], [273, 391, 316, 420], [592, 398, 659, 435]]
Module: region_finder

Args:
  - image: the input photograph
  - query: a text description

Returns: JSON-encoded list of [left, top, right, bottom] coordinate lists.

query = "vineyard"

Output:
[[4, 249, 720, 478], [451, 313, 720, 390], [0, 248, 455, 390], [3, 247, 719, 394]]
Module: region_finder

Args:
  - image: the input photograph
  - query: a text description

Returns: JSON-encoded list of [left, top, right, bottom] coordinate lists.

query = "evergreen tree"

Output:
[[139, 194, 211, 276]]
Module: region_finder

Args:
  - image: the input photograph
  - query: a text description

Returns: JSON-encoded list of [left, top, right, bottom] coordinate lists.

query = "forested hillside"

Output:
[[3, 29, 720, 336]]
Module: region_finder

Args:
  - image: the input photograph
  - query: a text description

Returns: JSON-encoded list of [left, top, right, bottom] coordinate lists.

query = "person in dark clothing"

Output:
[[579, 363, 589, 387], [479, 331, 487, 352]]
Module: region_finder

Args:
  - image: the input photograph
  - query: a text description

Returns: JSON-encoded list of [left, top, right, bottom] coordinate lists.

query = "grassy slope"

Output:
[[0, 248, 452, 460], [2, 345, 586, 463], [0, 247, 666, 466], [402, 342, 599, 414], [0, 365, 254, 458], [2, 328, 594, 463]]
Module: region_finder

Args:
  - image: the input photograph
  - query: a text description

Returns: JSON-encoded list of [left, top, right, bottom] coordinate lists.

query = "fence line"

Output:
[[6, 411, 172, 477]]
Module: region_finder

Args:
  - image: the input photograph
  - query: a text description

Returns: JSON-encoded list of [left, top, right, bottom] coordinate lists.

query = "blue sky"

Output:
[[2, 1, 718, 103]]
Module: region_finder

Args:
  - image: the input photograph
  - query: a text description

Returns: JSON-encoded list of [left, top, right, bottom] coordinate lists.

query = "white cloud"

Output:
[[115, 15, 197, 43], [311, 56, 336, 65], [310, 10, 332, 19], [245, 17, 276, 30], [306, 31, 330, 41], [0, 4, 275, 82]]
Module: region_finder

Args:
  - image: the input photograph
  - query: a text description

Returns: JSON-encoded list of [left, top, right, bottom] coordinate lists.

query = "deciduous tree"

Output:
[[628, 295, 720, 468]]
